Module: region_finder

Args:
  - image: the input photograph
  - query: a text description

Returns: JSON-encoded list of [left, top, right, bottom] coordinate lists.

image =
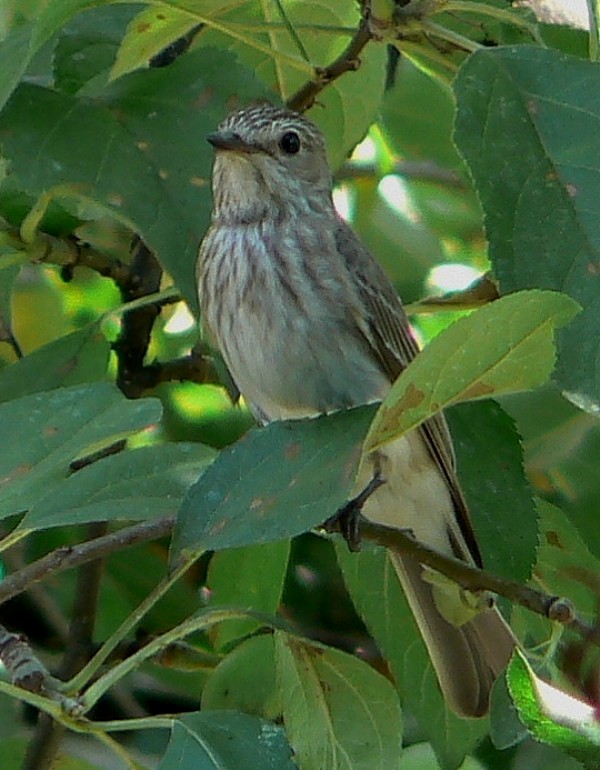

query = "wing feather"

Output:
[[335, 219, 482, 566]]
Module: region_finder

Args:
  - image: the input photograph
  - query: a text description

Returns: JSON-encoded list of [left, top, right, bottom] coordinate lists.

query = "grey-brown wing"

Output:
[[335, 219, 483, 567]]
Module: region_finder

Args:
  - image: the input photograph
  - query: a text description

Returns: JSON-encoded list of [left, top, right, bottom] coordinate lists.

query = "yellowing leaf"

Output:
[[364, 290, 579, 453], [275, 631, 403, 770]]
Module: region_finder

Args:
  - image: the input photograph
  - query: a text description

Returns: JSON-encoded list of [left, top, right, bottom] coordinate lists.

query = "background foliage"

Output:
[[0, 1, 599, 769]]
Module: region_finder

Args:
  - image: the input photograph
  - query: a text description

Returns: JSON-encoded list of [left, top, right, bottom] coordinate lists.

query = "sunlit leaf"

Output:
[[507, 652, 600, 769], [364, 290, 579, 453], [275, 631, 403, 770]]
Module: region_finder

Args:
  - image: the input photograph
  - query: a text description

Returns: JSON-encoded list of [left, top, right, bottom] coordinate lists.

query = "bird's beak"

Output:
[[207, 130, 256, 153]]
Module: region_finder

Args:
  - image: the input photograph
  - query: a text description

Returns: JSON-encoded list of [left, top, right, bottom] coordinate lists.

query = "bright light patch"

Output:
[[351, 135, 377, 162], [378, 175, 418, 222], [333, 184, 353, 222], [164, 302, 195, 334], [428, 263, 480, 293], [534, 672, 597, 732]]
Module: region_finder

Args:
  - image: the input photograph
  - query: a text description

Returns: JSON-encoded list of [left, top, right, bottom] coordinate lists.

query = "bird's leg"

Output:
[[323, 471, 386, 552]]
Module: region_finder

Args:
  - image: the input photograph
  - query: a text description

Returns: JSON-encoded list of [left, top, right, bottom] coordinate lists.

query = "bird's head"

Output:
[[207, 103, 333, 222]]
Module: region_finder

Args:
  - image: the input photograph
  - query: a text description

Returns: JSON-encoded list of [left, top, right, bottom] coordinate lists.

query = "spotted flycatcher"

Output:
[[197, 103, 514, 717]]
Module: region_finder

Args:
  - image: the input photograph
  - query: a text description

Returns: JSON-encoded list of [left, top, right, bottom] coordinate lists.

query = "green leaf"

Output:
[[0, 383, 160, 520], [202, 635, 282, 720], [534, 499, 600, 618], [207, 541, 291, 648], [274, 630, 403, 770], [501, 388, 600, 559], [0, 47, 272, 311], [453, 46, 600, 411], [53, 4, 139, 95], [111, 3, 199, 79], [489, 674, 528, 751], [0, 736, 104, 770], [507, 651, 600, 769], [0, 0, 102, 110], [19, 441, 215, 531], [447, 401, 537, 582], [335, 545, 489, 770], [157, 710, 297, 770], [364, 290, 579, 453], [171, 405, 376, 562], [381, 57, 461, 171], [0, 325, 110, 403]]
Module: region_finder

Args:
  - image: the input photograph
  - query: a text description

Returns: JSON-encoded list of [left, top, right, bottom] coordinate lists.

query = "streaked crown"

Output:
[[208, 102, 334, 221]]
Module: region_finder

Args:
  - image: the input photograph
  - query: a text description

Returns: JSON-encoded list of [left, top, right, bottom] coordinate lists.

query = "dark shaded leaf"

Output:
[[454, 46, 600, 411], [157, 710, 297, 770], [171, 406, 376, 562], [0, 383, 160, 519], [0, 47, 272, 310], [20, 441, 215, 531]]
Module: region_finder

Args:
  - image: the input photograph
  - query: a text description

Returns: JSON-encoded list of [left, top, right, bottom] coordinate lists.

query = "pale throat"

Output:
[[212, 154, 329, 223]]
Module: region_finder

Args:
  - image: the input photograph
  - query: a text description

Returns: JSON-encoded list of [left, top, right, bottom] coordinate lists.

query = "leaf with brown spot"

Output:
[[171, 405, 376, 562], [365, 290, 579, 453], [0, 383, 161, 522]]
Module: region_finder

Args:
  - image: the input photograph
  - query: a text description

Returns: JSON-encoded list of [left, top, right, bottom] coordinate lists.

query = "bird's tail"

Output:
[[390, 552, 515, 717]]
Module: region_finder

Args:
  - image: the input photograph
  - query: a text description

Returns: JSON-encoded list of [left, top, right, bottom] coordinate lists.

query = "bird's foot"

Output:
[[323, 472, 385, 552]]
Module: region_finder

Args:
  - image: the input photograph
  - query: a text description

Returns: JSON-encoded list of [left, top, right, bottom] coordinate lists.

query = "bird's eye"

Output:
[[279, 131, 301, 155]]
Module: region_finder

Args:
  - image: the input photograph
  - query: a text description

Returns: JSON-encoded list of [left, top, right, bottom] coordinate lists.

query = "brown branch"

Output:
[[1, 546, 70, 642], [0, 316, 24, 359], [347, 517, 599, 643], [139, 349, 221, 389], [336, 159, 466, 189], [0, 517, 174, 608], [113, 238, 164, 398], [24, 520, 110, 770], [29, 232, 133, 290], [287, 13, 373, 112], [0, 625, 54, 694]]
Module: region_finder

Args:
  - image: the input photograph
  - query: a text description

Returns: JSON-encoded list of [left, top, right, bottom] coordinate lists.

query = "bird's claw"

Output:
[[323, 472, 385, 552]]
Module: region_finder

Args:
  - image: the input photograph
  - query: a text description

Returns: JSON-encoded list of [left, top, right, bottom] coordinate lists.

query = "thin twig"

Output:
[[1, 546, 70, 641], [23, 522, 109, 770], [0, 518, 175, 608], [336, 159, 466, 188], [350, 517, 599, 642], [30, 232, 133, 290], [287, 13, 373, 112], [2, 510, 595, 645]]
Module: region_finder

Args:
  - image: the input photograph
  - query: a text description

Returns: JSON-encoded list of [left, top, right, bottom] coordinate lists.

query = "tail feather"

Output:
[[391, 553, 515, 718]]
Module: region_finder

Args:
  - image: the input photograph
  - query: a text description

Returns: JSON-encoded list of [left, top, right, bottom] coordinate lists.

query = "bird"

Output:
[[196, 102, 515, 717]]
